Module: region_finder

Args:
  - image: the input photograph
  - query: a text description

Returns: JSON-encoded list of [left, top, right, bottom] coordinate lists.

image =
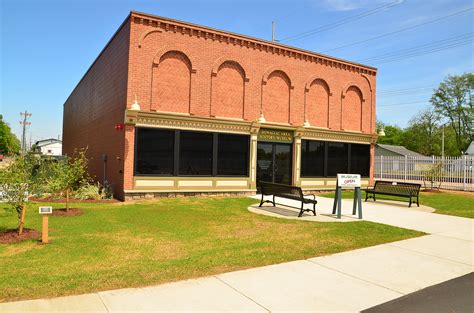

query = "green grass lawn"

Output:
[[320, 190, 474, 218], [0, 197, 422, 302]]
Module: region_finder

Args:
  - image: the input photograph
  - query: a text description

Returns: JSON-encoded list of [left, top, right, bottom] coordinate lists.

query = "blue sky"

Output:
[[1, 0, 472, 143]]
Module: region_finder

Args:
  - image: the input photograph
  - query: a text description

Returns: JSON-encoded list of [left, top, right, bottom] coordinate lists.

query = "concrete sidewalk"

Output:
[[1, 196, 472, 312]]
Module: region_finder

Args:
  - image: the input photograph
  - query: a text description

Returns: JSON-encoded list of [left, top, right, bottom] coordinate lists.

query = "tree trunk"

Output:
[[18, 204, 26, 235], [66, 188, 69, 212]]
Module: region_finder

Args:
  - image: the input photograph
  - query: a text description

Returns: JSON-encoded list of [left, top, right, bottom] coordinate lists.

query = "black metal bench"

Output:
[[365, 180, 421, 207], [258, 181, 317, 217]]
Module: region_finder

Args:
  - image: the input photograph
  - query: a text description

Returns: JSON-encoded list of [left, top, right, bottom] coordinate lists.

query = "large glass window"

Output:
[[327, 142, 348, 177], [350, 144, 370, 177], [179, 131, 213, 175], [217, 134, 249, 176], [301, 140, 325, 177], [135, 128, 174, 175]]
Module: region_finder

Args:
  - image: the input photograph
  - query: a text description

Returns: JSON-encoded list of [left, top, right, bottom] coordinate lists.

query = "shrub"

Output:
[[74, 183, 103, 200]]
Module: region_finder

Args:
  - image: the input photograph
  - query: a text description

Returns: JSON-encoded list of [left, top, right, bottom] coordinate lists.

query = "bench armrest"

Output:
[[304, 194, 316, 200]]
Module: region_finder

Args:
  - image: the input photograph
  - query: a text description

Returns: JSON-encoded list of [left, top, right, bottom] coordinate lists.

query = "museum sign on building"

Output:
[[63, 11, 377, 200]]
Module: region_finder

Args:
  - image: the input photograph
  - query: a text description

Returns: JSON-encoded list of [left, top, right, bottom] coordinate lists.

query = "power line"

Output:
[[378, 89, 434, 97], [357, 33, 473, 62], [378, 100, 428, 107], [378, 85, 437, 95], [372, 40, 473, 64], [279, 0, 403, 42], [322, 7, 473, 53]]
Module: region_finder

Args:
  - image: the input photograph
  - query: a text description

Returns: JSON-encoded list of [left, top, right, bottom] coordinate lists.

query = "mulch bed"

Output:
[[30, 197, 118, 203], [0, 228, 40, 244], [51, 208, 84, 217]]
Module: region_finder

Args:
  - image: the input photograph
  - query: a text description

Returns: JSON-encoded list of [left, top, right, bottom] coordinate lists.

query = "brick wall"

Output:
[[123, 12, 377, 189], [63, 20, 130, 200], [64, 12, 377, 196]]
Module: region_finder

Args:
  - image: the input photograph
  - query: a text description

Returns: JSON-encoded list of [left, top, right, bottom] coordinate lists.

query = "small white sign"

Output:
[[337, 174, 361, 188], [39, 206, 53, 215]]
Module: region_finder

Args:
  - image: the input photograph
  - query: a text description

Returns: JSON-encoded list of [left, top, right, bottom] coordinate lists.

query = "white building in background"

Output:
[[465, 141, 474, 155], [34, 138, 62, 156]]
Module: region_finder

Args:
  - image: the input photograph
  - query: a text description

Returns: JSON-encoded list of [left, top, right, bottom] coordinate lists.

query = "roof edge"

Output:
[[63, 12, 132, 107], [130, 10, 377, 73]]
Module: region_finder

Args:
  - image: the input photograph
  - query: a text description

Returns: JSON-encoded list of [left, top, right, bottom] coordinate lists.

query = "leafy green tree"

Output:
[[431, 73, 473, 154], [46, 150, 90, 211], [0, 115, 20, 155], [0, 155, 39, 234], [403, 109, 440, 156], [376, 122, 405, 146]]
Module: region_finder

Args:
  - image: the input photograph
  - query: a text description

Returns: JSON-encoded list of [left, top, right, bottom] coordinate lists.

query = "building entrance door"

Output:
[[256, 142, 292, 185]]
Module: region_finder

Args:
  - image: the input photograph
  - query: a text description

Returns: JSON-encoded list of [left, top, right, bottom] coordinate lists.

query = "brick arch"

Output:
[[262, 67, 293, 88], [261, 69, 293, 124], [305, 77, 332, 128], [151, 50, 194, 113], [305, 76, 332, 95], [341, 84, 364, 132], [211, 58, 249, 81], [361, 74, 374, 133], [210, 60, 247, 118], [138, 29, 163, 48], [341, 83, 365, 102]]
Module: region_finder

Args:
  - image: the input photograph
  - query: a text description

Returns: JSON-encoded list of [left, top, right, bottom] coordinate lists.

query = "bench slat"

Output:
[[259, 182, 317, 217]]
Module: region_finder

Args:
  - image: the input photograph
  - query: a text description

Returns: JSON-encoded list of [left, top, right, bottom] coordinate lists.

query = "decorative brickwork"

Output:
[[63, 11, 378, 200]]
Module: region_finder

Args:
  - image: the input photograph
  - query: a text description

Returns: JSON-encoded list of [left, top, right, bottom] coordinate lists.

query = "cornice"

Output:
[[125, 110, 377, 144], [302, 127, 377, 144], [125, 110, 254, 134], [131, 11, 377, 76]]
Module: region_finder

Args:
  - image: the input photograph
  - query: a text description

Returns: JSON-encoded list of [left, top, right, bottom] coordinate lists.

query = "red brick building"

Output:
[[63, 11, 377, 200]]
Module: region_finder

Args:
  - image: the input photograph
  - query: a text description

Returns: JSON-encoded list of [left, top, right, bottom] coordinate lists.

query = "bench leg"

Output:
[[417, 196, 420, 207], [365, 192, 368, 202], [259, 194, 265, 207], [272, 195, 276, 207], [298, 202, 304, 217], [312, 203, 317, 216], [408, 196, 412, 207]]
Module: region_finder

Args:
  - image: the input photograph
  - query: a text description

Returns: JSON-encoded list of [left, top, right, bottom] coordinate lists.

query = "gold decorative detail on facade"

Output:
[[302, 128, 375, 144], [126, 110, 253, 134], [258, 128, 294, 143]]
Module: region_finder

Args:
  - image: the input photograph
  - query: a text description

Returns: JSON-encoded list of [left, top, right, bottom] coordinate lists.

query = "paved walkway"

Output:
[[1, 196, 473, 312]]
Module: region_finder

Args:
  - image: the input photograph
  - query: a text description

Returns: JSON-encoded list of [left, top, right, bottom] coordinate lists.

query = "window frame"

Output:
[[134, 127, 250, 177], [300, 139, 371, 178], [133, 127, 176, 177]]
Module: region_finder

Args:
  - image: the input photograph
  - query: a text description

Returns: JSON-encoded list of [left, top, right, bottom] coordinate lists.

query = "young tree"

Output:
[[0, 155, 38, 234], [431, 73, 473, 154], [47, 150, 90, 211], [0, 115, 21, 155]]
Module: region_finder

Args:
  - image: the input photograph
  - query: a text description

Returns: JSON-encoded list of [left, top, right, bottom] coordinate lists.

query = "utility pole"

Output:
[[441, 125, 445, 159], [272, 21, 275, 42], [19, 111, 32, 154]]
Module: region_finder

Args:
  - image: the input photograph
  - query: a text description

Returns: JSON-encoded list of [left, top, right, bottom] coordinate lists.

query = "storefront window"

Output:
[[301, 140, 325, 177], [301, 139, 370, 178], [327, 142, 348, 176], [217, 134, 249, 176], [350, 143, 370, 177], [179, 131, 213, 175], [135, 128, 174, 175], [135, 128, 249, 177]]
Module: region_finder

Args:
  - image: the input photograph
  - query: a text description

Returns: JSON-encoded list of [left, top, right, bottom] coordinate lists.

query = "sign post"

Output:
[[332, 174, 363, 219], [39, 206, 52, 244]]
